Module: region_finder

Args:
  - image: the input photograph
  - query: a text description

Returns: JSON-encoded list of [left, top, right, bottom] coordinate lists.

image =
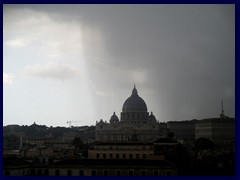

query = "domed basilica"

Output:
[[95, 85, 161, 142]]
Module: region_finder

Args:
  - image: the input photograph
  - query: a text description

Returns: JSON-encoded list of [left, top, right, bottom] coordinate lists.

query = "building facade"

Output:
[[195, 117, 235, 149], [95, 86, 163, 142], [167, 120, 196, 145], [88, 142, 155, 160], [3, 158, 177, 176]]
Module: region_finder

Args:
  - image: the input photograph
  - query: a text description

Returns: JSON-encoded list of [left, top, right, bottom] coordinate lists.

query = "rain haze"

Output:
[[3, 4, 235, 127]]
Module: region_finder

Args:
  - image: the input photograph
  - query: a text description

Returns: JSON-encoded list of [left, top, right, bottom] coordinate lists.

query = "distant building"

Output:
[[195, 101, 235, 149], [62, 132, 78, 143], [195, 117, 235, 149], [166, 120, 196, 145], [88, 142, 155, 160], [4, 138, 179, 176], [153, 138, 179, 157], [17, 138, 75, 160], [3, 157, 177, 176], [95, 85, 165, 142]]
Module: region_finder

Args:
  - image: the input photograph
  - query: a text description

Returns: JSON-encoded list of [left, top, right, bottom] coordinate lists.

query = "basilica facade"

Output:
[[95, 86, 161, 142]]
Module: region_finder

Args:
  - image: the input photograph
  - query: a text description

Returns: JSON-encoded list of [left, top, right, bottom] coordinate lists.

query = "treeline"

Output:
[[3, 123, 95, 150], [4, 124, 71, 138]]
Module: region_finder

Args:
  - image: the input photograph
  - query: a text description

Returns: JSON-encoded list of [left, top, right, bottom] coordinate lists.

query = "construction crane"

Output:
[[66, 121, 84, 128]]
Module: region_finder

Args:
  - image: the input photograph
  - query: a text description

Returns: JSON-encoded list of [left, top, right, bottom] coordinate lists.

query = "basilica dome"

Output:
[[122, 85, 147, 112], [110, 112, 119, 124]]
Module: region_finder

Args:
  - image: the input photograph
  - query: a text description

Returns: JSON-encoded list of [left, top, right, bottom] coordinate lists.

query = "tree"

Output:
[[194, 138, 215, 150], [167, 132, 174, 140], [3, 134, 20, 150], [72, 137, 88, 150]]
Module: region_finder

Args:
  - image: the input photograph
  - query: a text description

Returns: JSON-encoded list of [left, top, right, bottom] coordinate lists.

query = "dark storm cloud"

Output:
[[79, 4, 234, 120], [70, 4, 234, 120], [5, 4, 234, 121]]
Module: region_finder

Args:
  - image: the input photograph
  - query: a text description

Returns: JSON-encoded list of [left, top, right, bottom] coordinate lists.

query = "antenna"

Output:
[[221, 100, 224, 115], [220, 100, 225, 118]]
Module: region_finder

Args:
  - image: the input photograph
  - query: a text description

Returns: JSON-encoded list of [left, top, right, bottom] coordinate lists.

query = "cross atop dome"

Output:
[[132, 84, 138, 96]]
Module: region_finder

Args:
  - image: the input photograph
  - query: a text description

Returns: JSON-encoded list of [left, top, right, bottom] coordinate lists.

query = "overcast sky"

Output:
[[3, 4, 235, 127]]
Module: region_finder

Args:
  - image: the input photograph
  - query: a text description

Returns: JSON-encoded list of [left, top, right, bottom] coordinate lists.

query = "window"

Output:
[[44, 169, 49, 176], [129, 170, 134, 176], [129, 153, 133, 159], [123, 154, 126, 159], [67, 170, 72, 176], [116, 153, 119, 159], [91, 170, 96, 176], [103, 170, 108, 176], [79, 170, 84, 176], [116, 170, 121, 176], [143, 154, 146, 159], [110, 153, 113, 159], [96, 153, 100, 159], [31, 169, 36, 176], [154, 170, 158, 176], [55, 169, 60, 176], [136, 154, 140, 159], [103, 153, 107, 159], [166, 170, 172, 176], [5, 171, 10, 176], [141, 170, 146, 176]]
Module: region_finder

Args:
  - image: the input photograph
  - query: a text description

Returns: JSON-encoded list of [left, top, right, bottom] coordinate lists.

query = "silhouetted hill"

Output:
[[3, 123, 96, 150]]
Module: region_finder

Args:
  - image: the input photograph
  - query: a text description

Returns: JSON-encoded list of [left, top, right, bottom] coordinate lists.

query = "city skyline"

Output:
[[3, 4, 235, 127]]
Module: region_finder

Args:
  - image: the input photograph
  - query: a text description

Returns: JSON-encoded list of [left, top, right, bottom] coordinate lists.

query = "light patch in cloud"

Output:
[[24, 62, 81, 80], [95, 90, 110, 97], [179, 106, 197, 119], [224, 87, 234, 98], [5, 38, 29, 48], [3, 73, 14, 84], [4, 8, 83, 58], [129, 69, 148, 84]]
